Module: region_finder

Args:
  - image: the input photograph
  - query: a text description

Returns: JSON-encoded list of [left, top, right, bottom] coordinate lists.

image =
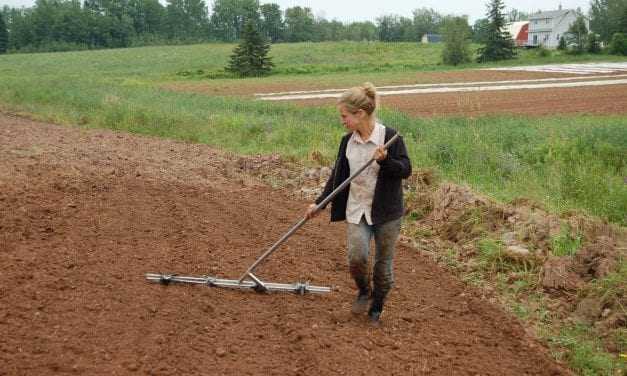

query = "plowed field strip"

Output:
[[0, 113, 569, 375]]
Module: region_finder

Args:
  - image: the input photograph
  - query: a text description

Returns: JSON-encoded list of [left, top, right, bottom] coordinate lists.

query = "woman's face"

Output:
[[338, 105, 363, 132]]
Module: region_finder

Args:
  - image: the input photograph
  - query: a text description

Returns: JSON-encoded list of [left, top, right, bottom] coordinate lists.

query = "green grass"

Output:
[[551, 224, 584, 256], [545, 323, 625, 376], [0, 42, 626, 225]]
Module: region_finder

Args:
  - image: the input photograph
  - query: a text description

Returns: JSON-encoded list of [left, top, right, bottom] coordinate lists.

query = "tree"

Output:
[[620, 6, 627, 33], [441, 16, 472, 65], [210, 0, 259, 42], [226, 19, 273, 77], [506, 8, 529, 22], [589, 0, 627, 43], [566, 15, 588, 54], [472, 17, 490, 43], [127, 0, 165, 35], [284, 6, 315, 42], [476, 0, 516, 62], [259, 3, 282, 42], [609, 32, 627, 55], [586, 32, 601, 53], [412, 8, 442, 40], [0, 12, 7, 53], [165, 0, 209, 40], [346, 21, 377, 41], [557, 35, 567, 50]]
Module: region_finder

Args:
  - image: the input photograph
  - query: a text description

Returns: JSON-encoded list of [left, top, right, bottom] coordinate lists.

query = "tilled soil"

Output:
[[0, 113, 571, 375], [296, 83, 627, 117]]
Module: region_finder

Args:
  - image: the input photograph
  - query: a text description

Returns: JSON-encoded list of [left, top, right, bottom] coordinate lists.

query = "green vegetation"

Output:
[[0, 43, 626, 227], [550, 225, 583, 257], [0, 12, 7, 54], [476, 0, 516, 62], [545, 323, 625, 375], [226, 20, 274, 77], [441, 17, 472, 66]]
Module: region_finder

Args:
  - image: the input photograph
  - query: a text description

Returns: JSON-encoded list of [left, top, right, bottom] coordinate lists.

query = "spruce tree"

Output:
[[567, 15, 588, 54], [557, 35, 567, 50], [226, 19, 273, 77], [476, 0, 516, 62], [0, 12, 8, 54]]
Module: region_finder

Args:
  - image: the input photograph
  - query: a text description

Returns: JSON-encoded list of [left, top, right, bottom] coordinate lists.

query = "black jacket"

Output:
[[315, 127, 412, 225]]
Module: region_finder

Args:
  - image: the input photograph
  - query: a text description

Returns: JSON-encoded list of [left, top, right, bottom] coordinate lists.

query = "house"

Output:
[[421, 33, 442, 44], [527, 6, 589, 48], [505, 21, 529, 47]]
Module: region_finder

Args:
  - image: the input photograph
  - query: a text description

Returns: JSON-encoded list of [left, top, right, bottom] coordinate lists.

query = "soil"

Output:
[[0, 113, 571, 375], [166, 69, 627, 117], [296, 83, 627, 117]]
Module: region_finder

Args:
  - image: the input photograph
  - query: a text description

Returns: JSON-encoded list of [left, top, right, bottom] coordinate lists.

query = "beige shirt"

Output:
[[345, 122, 386, 225]]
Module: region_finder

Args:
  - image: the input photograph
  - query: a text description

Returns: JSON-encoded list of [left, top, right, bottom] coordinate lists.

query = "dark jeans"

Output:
[[346, 216, 401, 299]]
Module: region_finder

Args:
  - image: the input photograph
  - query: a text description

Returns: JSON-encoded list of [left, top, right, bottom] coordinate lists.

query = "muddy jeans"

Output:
[[347, 216, 402, 300]]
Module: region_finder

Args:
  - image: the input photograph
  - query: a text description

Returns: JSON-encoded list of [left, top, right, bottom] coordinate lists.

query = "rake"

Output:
[[146, 133, 400, 295]]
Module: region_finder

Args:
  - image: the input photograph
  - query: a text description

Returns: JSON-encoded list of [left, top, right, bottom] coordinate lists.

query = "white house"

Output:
[[527, 7, 589, 48]]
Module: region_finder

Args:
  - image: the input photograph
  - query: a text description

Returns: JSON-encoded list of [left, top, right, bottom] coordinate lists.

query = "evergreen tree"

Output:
[[476, 0, 516, 62], [0, 12, 8, 54], [557, 35, 567, 50], [441, 16, 472, 65], [566, 15, 588, 54], [226, 19, 273, 77]]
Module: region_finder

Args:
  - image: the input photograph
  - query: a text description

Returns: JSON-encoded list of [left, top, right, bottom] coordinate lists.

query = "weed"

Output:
[[550, 224, 583, 256]]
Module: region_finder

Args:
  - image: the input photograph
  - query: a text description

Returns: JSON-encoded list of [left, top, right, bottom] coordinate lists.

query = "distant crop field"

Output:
[[0, 42, 625, 224]]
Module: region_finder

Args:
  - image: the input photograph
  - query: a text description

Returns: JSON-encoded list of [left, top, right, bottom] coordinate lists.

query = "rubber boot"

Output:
[[351, 276, 370, 314], [367, 291, 386, 326]]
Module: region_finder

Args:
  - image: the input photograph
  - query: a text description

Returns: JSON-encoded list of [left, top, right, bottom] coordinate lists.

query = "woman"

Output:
[[306, 83, 412, 325]]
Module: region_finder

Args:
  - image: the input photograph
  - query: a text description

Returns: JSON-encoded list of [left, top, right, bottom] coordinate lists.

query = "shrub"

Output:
[[536, 45, 551, 57], [441, 17, 472, 66], [609, 32, 627, 55], [586, 33, 601, 54]]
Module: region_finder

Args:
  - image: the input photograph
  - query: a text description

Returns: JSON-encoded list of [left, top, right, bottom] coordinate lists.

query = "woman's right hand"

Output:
[[305, 203, 320, 219]]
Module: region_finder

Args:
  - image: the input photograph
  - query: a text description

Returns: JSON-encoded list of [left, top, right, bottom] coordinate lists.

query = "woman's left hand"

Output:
[[373, 146, 387, 161]]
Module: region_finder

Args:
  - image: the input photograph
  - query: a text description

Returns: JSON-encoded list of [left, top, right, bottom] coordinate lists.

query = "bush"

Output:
[[536, 45, 551, 57], [609, 32, 627, 55], [586, 33, 601, 54], [557, 36, 567, 51], [441, 17, 472, 66]]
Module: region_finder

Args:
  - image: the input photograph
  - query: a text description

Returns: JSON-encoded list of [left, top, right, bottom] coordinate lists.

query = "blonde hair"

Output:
[[338, 82, 378, 116]]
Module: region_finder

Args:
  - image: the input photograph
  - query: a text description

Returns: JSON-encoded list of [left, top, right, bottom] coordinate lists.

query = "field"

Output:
[[0, 42, 626, 375]]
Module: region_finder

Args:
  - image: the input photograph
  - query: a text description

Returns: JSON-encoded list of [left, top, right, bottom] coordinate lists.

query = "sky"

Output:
[[0, 0, 592, 22]]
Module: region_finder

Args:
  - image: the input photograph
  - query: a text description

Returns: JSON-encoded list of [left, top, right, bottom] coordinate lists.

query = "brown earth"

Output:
[[0, 113, 573, 375], [296, 83, 627, 117], [165, 69, 627, 117]]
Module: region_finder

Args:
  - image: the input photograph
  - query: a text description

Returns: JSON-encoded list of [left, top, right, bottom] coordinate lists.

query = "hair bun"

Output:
[[362, 82, 377, 100]]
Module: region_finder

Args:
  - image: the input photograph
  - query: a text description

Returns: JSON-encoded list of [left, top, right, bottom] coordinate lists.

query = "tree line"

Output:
[[0, 0, 542, 53], [0, 0, 625, 55]]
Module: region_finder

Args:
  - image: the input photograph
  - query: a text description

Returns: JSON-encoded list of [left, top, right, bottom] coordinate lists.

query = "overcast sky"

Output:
[[0, 0, 592, 22]]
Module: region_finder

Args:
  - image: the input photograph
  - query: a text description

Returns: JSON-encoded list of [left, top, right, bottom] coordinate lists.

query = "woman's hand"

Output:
[[373, 146, 387, 161], [305, 203, 320, 219]]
